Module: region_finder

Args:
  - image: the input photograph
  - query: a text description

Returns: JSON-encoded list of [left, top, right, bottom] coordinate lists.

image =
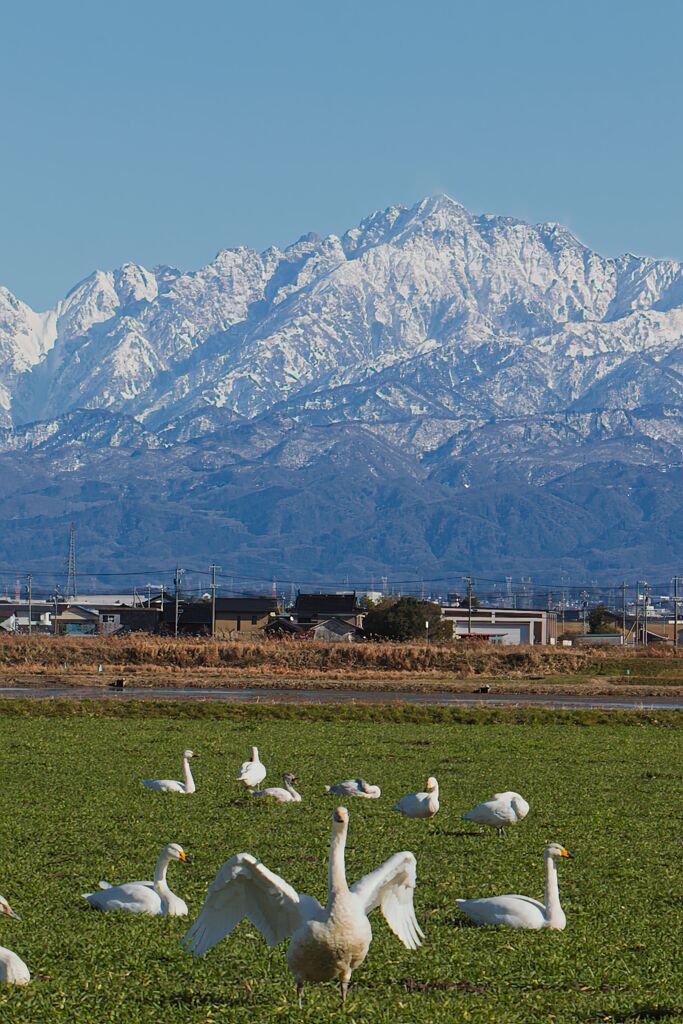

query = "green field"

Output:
[[0, 708, 681, 1023]]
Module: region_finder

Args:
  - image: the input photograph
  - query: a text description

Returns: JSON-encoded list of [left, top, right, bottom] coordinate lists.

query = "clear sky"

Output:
[[2, 0, 683, 310]]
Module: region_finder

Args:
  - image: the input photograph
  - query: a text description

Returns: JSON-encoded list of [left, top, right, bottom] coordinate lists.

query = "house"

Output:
[[53, 605, 101, 636], [311, 617, 364, 643], [293, 592, 363, 627], [170, 597, 278, 637], [441, 606, 557, 645], [97, 607, 162, 635]]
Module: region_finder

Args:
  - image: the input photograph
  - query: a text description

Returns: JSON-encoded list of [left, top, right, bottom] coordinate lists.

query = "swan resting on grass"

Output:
[[182, 806, 423, 1005], [142, 749, 196, 794], [251, 773, 302, 803], [0, 896, 30, 985], [393, 777, 440, 819], [456, 843, 573, 930], [236, 746, 267, 788], [83, 843, 189, 916], [325, 778, 381, 799], [462, 791, 530, 836]]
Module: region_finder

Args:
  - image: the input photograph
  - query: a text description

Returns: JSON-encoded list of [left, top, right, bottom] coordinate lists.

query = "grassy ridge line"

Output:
[[2, 634, 683, 676], [0, 697, 680, 727]]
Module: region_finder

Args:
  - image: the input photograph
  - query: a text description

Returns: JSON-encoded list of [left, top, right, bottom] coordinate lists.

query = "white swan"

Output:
[[236, 746, 266, 789], [182, 806, 423, 1005], [325, 778, 381, 799], [0, 896, 30, 985], [456, 843, 573, 929], [142, 749, 196, 794], [251, 773, 302, 803], [462, 791, 530, 836], [393, 777, 439, 819], [83, 843, 189, 916]]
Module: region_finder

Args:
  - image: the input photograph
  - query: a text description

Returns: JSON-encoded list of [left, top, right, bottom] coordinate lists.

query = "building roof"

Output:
[[215, 597, 278, 615], [294, 592, 359, 615]]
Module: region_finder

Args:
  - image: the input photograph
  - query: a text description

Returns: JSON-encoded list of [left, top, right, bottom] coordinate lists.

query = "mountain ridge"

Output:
[[1, 194, 682, 585]]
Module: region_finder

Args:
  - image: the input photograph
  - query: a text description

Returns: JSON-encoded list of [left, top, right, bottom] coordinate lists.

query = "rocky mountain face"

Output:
[[2, 195, 683, 587]]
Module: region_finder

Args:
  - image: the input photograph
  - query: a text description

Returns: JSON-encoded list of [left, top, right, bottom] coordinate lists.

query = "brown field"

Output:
[[1, 634, 682, 697]]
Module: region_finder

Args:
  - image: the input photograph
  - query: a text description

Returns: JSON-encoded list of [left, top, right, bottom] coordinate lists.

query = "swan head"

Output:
[[426, 776, 438, 792], [509, 793, 530, 818], [250, 746, 260, 761], [183, 749, 195, 760], [0, 895, 20, 920], [332, 806, 349, 832], [163, 843, 189, 864], [283, 772, 298, 784], [359, 779, 380, 795], [545, 843, 573, 861]]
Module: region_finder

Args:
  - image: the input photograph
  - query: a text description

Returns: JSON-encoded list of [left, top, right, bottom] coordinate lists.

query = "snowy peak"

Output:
[[2, 195, 683, 431]]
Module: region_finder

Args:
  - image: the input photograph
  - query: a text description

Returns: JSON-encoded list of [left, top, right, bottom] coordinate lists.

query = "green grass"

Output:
[[0, 711, 681, 1023]]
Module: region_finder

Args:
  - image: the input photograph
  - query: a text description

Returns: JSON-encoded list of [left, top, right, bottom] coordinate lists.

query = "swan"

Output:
[[182, 806, 423, 1005], [236, 746, 266, 789], [83, 843, 189, 916], [393, 777, 439, 819], [142, 749, 196, 794], [251, 773, 302, 803], [462, 791, 530, 836], [0, 896, 30, 985], [456, 843, 573, 929], [325, 778, 381, 799]]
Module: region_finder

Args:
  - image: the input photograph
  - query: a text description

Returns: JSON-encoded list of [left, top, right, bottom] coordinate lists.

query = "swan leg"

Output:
[[296, 981, 304, 1008], [340, 972, 351, 1004]]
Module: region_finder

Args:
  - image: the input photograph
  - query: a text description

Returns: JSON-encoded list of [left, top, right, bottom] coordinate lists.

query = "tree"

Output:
[[459, 593, 480, 610], [363, 596, 452, 642], [588, 604, 618, 634]]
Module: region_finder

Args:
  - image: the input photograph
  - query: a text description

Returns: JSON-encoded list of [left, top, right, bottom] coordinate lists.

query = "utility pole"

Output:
[[635, 581, 641, 645], [26, 574, 32, 635], [674, 576, 680, 653], [174, 567, 184, 638], [465, 576, 473, 635], [65, 521, 78, 600], [160, 584, 165, 612], [581, 591, 589, 635], [622, 581, 627, 646], [209, 563, 220, 639], [643, 581, 649, 646]]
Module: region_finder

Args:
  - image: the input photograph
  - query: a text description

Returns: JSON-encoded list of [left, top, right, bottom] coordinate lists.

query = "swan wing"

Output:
[[182, 853, 320, 954], [351, 851, 424, 950], [142, 779, 184, 793], [456, 894, 546, 928], [463, 799, 515, 827]]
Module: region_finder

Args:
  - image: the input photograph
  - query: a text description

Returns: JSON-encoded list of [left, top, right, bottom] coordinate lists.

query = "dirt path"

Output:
[[1, 683, 682, 710], [0, 668, 681, 700]]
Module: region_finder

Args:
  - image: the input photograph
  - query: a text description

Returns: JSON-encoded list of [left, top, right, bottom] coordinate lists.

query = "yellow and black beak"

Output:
[[178, 850, 190, 864], [560, 848, 574, 860]]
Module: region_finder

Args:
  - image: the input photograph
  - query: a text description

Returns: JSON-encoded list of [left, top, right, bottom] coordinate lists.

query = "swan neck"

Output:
[[153, 851, 175, 914], [328, 828, 349, 901], [544, 853, 562, 923], [154, 850, 171, 885], [182, 756, 195, 793]]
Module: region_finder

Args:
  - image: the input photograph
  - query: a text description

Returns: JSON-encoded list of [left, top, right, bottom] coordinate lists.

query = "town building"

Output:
[[441, 606, 557, 645], [293, 592, 364, 627]]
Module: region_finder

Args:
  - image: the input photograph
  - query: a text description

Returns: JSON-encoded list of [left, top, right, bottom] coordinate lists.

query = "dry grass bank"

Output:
[[1, 634, 681, 681]]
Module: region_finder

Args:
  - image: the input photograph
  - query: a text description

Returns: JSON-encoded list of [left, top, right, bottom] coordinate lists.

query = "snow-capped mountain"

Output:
[[2, 194, 683, 584]]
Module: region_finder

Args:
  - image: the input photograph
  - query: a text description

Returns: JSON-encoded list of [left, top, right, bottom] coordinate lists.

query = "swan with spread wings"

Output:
[[182, 806, 423, 1004]]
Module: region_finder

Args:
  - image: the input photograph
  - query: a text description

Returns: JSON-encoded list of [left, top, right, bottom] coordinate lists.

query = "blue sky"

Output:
[[2, 0, 683, 309]]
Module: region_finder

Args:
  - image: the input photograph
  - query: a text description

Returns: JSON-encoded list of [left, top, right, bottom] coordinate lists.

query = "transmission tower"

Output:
[[65, 522, 78, 600]]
